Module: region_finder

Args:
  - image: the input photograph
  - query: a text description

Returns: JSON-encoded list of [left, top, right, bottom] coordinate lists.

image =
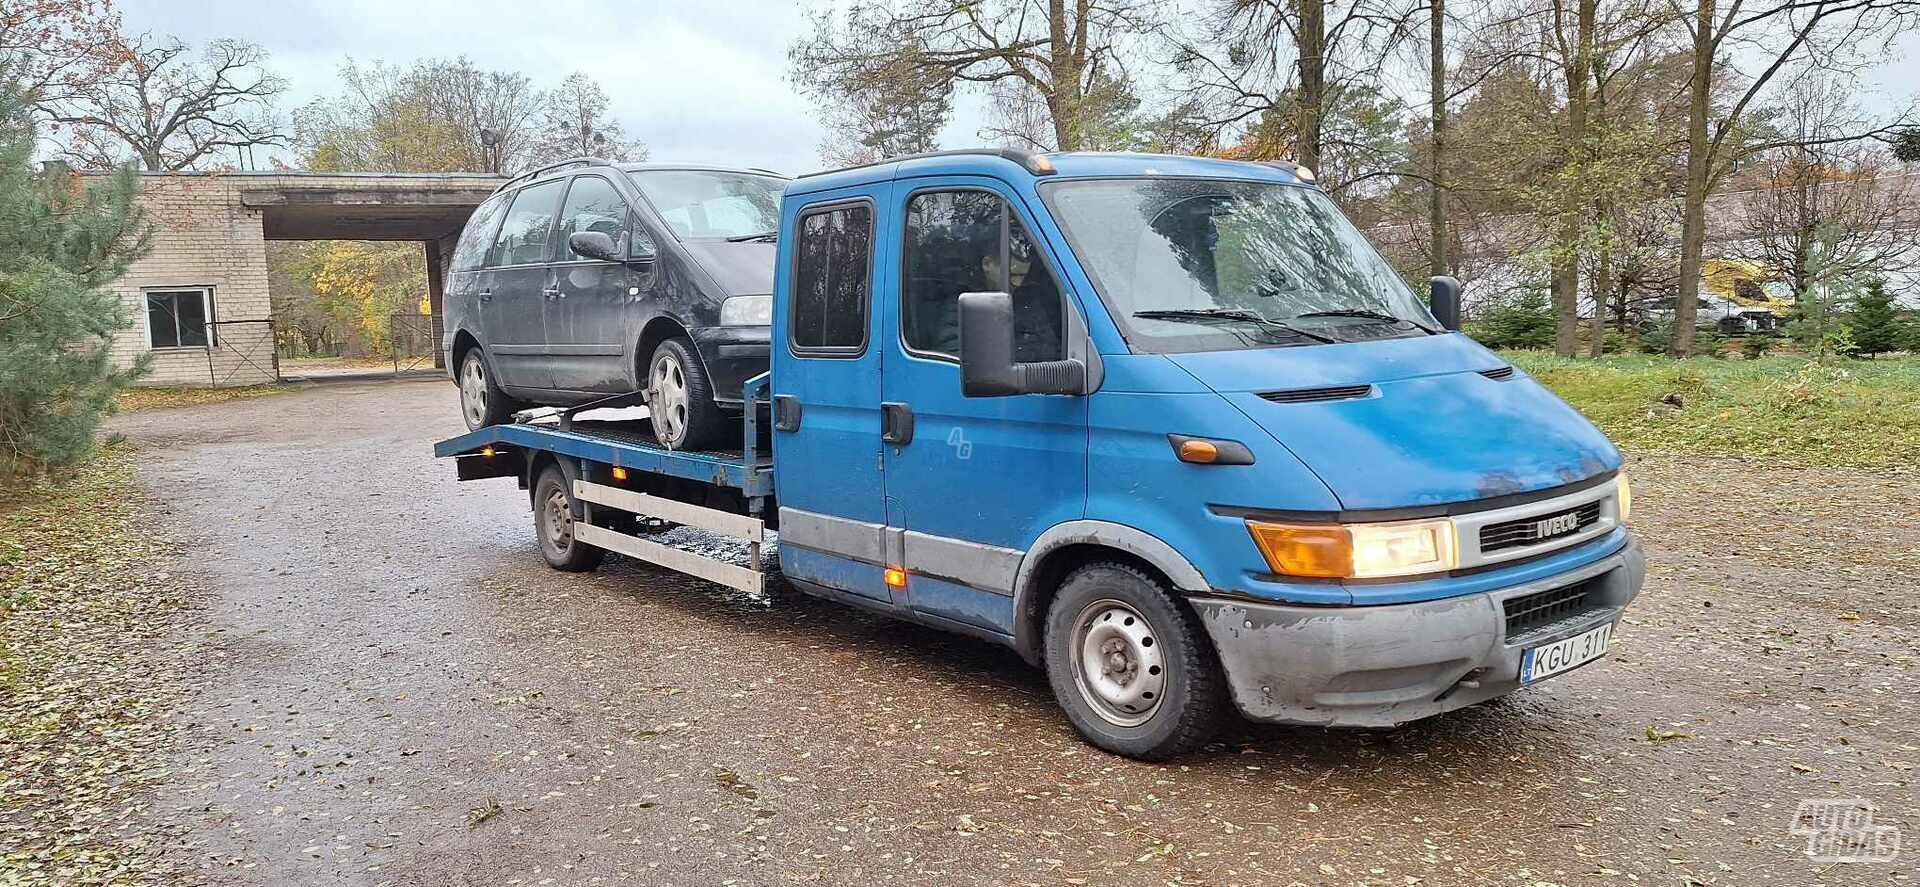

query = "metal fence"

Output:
[[203, 318, 281, 388], [388, 313, 443, 375]]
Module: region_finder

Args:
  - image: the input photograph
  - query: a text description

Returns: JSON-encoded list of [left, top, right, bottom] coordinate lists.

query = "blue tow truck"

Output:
[[435, 149, 1645, 759]]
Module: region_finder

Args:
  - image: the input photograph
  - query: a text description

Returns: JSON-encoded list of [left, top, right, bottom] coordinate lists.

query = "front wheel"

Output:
[[646, 337, 729, 450], [1044, 563, 1226, 760], [533, 466, 605, 572]]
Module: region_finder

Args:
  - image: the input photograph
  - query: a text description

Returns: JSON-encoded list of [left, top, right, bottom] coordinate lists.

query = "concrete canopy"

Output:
[[236, 171, 508, 241]]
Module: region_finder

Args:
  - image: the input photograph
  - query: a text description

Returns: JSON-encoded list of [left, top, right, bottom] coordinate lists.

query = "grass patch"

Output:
[[115, 382, 296, 413], [0, 444, 192, 884], [1507, 351, 1920, 469]]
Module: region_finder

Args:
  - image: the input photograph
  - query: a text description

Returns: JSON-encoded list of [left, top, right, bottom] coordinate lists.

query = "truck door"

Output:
[[482, 177, 567, 390], [769, 189, 893, 603], [549, 173, 646, 393], [881, 180, 1088, 634]]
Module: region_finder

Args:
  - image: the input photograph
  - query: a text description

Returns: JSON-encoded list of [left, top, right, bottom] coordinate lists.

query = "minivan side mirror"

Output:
[[958, 291, 1086, 397], [1429, 275, 1463, 331], [568, 231, 620, 263]]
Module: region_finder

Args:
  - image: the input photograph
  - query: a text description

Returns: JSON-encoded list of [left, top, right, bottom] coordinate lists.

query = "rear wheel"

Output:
[[533, 465, 605, 572], [1044, 563, 1226, 760], [647, 336, 728, 450], [458, 348, 522, 430]]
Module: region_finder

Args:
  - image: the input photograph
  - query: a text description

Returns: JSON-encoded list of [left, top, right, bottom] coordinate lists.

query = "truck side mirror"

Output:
[[1429, 275, 1463, 331], [958, 291, 1086, 397], [568, 231, 619, 263]]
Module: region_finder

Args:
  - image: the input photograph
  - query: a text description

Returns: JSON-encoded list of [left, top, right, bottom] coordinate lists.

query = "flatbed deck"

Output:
[[432, 374, 774, 498]]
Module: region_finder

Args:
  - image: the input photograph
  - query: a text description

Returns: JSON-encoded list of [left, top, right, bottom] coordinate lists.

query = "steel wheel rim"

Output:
[[650, 353, 689, 445], [460, 356, 488, 427], [1071, 598, 1168, 727], [541, 486, 573, 552]]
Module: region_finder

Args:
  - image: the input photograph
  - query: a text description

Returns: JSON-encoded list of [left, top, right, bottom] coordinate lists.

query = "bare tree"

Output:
[[295, 57, 545, 174], [0, 0, 122, 104], [1667, 0, 1920, 356], [42, 34, 285, 170], [1727, 74, 1920, 313], [801, 40, 953, 165], [790, 0, 1165, 154], [531, 72, 647, 165]]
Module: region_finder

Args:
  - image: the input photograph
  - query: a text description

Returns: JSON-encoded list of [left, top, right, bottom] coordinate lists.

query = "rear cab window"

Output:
[[788, 201, 873, 355]]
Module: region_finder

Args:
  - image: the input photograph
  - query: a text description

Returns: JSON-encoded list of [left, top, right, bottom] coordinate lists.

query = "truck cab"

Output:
[[767, 150, 1644, 757]]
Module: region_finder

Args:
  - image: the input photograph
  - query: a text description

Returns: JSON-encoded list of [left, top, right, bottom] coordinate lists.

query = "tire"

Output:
[[532, 465, 605, 572], [646, 336, 730, 450], [1043, 562, 1226, 760], [457, 348, 523, 430]]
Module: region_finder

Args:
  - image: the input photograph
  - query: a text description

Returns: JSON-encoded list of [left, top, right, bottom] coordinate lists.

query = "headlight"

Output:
[[720, 295, 772, 326], [1247, 517, 1458, 579], [1615, 471, 1632, 524]]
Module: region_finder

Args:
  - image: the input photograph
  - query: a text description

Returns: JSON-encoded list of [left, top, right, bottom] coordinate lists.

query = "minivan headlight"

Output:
[[720, 295, 772, 326], [1247, 517, 1458, 579]]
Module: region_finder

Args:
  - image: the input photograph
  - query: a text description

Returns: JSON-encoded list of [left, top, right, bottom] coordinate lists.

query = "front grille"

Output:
[[1480, 501, 1603, 552], [1259, 384, 1372, 404], [1504, 580, 1595, 637], [1479, 366, 1516, 380]]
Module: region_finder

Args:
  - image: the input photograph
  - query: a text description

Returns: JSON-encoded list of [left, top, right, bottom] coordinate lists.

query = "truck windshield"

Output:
[[625, 169, 785, 240], [1041, 178, 1437, 353]]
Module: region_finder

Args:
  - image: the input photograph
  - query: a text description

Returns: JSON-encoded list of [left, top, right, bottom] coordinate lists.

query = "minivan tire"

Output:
[[1043, 562, 1226, 760], [647, 336, 729, 451], [458, 348, 523, 431], [533, 465, 606, 572]]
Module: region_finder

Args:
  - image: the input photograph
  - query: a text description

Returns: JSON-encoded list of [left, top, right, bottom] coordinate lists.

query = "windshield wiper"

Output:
[[1293, 308, 1437, 334], [724, 230, 779, 243], [1133, 308, 1336, 344]]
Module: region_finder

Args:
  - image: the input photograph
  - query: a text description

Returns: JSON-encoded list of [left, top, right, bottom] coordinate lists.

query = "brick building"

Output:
[[99, 170, 505, 386]]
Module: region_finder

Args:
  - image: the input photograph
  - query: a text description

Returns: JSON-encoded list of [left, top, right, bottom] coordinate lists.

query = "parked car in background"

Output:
[[445, 159, 788, 448]]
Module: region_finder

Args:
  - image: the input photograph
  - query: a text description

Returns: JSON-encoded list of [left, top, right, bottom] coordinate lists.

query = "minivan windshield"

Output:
[[1041, 178, 1438, 353], [625, 169, 785, 240]]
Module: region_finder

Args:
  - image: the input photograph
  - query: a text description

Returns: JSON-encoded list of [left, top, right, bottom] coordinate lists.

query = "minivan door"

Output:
[[481, 177, 567, 391], [550, 174, 648, 393], [768, 189, 893, 604], [880, 180, 1088, 634]]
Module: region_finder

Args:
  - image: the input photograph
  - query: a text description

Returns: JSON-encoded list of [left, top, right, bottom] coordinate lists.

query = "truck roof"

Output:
[[787, 149, 1315, 197]]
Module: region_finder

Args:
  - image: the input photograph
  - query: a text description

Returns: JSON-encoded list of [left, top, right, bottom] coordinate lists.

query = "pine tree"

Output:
[[0, 84, 152, 475], [1849, 279, 1910, 358]]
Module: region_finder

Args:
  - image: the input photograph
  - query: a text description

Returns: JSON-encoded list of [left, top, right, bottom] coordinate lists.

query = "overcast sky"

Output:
[[121, 0, 1919, 177]]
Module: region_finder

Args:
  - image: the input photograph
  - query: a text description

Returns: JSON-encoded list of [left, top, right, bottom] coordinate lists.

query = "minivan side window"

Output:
[[902, 190, 1064, 362], [556, 175, 639, 260], [452, 194, 509, 272], [487, 179, 565, 267], [789, 202, 873, 354]]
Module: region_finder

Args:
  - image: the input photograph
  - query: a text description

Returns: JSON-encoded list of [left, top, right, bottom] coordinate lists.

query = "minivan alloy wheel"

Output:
[[1071, 598, 1168, 727], [649, 351, 690, 447], [460, 354, 490, 428]]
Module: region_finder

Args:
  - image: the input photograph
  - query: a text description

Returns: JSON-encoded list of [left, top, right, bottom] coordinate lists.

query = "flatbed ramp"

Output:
[[433, 375, 773, 593]]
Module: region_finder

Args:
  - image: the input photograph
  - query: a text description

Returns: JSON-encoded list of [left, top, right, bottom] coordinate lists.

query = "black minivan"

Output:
[[444, 160, 787, 449]]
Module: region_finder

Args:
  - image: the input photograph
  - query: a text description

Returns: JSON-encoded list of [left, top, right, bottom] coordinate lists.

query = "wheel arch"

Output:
[[450, 328, 484, 378], [1010, 520, 1211, 665]]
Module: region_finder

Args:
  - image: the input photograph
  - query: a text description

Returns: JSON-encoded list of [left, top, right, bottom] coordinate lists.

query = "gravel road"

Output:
[[107, 378, 1916, 886]]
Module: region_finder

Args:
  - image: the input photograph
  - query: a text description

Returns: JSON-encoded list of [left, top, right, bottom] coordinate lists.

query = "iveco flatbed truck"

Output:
[[435, 149, 1645, 759]]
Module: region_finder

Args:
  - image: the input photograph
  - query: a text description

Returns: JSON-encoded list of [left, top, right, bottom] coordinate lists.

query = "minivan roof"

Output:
[[494, 157, 788, 193], [785, 149, 1315, 197]]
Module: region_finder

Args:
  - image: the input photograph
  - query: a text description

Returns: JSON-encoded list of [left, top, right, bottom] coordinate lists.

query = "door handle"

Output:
[[773, 395, 802, 432], [478, 289, 493, 302], [881, 402, 914, 445], [543, 286, 563, 300]]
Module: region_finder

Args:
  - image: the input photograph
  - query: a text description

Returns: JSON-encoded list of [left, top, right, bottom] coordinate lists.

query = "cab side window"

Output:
[[487, 178, 565, 267], [902, 190, 1064, 362], [452, 194, 508, 272], [556, 175, 647, 259], [789, 202, 873, 354]]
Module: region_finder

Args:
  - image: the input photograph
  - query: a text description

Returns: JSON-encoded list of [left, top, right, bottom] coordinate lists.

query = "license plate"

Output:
[[1521, 621, 1613, 683]]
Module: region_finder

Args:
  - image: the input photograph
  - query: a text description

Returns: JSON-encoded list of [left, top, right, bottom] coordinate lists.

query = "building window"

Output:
[[147, 288, 212, 348]]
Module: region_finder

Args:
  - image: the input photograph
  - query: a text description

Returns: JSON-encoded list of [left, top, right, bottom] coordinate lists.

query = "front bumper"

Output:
[[690, 326, 771, 406], [1191, 538, 1646, 728]]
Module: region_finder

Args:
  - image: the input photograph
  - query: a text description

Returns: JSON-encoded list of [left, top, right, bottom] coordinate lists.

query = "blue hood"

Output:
[[1166, 335, 1621, 511]]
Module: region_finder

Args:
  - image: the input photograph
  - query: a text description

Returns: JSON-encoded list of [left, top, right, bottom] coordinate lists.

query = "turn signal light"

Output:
[[1176, 439, 1219, 464], [884, 567, 908, 588], [611, 466, 630, 481], [480, 445, 496, 458]]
